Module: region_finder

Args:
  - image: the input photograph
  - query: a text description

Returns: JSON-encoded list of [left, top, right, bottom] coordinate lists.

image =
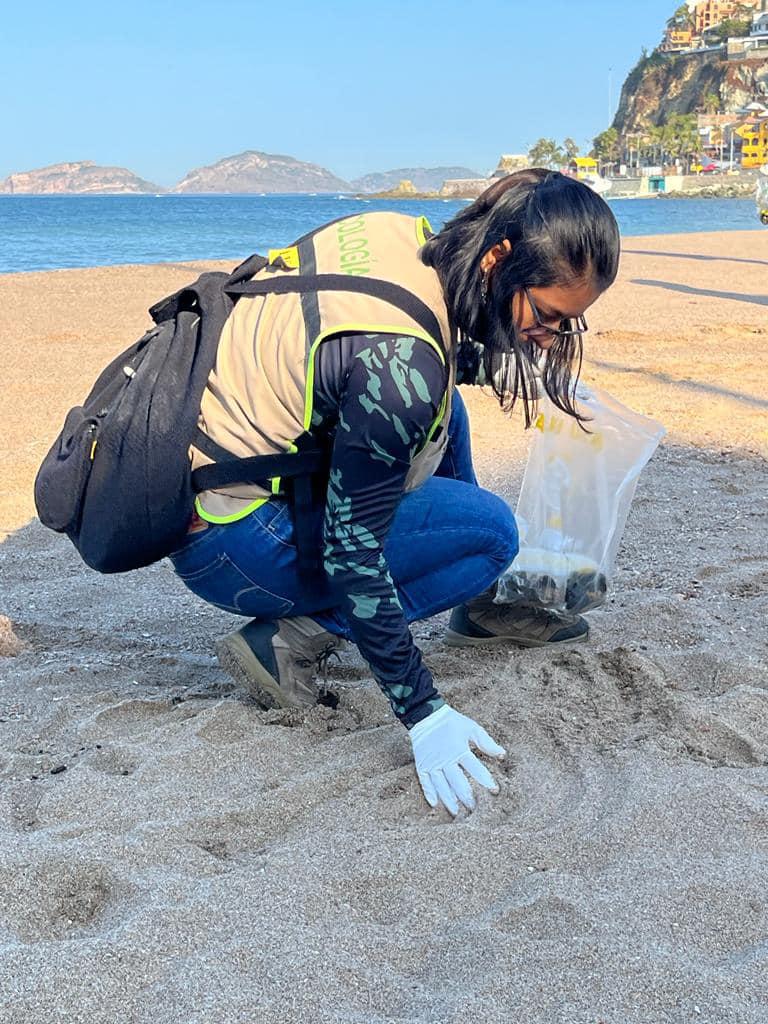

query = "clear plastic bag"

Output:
[[496, 383, 665, 613]]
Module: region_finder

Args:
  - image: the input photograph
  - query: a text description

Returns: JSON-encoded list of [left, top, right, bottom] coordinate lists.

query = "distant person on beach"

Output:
[[169, 169, 620, 815]]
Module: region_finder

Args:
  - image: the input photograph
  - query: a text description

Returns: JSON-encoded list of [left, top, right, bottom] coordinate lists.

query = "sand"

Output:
[[0, 231, 767, 1023]]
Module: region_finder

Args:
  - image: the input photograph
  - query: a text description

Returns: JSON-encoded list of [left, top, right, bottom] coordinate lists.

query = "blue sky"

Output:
[[1, 0, 677, 186]]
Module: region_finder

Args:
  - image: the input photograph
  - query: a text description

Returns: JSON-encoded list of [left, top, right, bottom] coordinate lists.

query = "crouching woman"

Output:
[[170, 169, 620, 815]]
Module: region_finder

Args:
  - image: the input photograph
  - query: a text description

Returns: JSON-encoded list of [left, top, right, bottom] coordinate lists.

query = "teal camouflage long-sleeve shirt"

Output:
[[312, 333, 448, 728]]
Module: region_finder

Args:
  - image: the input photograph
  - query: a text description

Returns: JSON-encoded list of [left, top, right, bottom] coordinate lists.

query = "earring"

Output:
[[480, 270, 489, 303]]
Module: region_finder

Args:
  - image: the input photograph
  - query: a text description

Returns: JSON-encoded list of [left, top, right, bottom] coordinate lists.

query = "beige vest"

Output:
[[193, 211, 455, 523]]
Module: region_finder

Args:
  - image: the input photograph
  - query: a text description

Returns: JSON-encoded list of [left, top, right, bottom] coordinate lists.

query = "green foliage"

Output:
[[563, 137, 580, 160], [640, 114, 700, 166], [527, 138, 566, 169], [711, 17, 751, 40], [592, 127, 619, 162], [666, 3, 694, 30]]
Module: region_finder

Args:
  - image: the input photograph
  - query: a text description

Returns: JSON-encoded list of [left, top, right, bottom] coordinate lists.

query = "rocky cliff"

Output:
[[351, 166, 482, 193], [0, 161, 161, 194], [613, 50, 768, 133], [173, 151, 351, 193]]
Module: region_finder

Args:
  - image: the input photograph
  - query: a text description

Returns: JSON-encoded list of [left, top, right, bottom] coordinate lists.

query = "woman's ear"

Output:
[[479, 238, 513, 273]]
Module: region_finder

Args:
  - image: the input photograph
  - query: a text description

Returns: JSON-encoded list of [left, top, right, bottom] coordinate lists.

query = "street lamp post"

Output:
[[625, 132, 643, 175]]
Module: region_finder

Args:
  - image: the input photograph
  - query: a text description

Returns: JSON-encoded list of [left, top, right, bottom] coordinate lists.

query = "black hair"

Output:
[[420, 168, 620, 425]]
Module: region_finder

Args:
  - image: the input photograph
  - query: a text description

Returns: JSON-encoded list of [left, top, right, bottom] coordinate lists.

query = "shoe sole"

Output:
[[443, 627, 590, 649], [215, 632, 291, 710]]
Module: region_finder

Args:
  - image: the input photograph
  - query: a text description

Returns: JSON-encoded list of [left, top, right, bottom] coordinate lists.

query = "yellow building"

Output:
[[660, 28, 693, 51], [568, 157, 599, 179], [691, 0, 760, 35], [735, 119, 768, 167]]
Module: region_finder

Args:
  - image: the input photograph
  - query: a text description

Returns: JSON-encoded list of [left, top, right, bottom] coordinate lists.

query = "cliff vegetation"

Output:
[[612, 49, 768, 135]]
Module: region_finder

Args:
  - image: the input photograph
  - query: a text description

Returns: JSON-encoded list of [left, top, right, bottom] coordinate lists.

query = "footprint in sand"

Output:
[[536, 648, 768, 769], [0, 859, 127, 943], [494, 889, 593, 942], [728, 570, 768, 599], [677, 685, 768, 768], [87, 745, 140, 777]]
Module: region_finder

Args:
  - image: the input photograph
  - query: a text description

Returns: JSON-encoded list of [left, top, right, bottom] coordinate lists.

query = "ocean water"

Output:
[[0, 193, 763, 274]]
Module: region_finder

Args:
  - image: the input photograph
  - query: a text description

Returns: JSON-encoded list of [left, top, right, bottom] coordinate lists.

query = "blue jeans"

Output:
[[170, 390, 518, 636]]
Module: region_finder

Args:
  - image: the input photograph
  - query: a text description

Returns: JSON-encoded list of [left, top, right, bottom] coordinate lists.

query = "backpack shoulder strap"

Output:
[[226, 273, 445, 355], [226, 252, 269, 287], [147, 254, 269, 325]]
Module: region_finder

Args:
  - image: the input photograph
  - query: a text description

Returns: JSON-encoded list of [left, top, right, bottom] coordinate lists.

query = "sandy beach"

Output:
[[1, 230, 767, 1023]]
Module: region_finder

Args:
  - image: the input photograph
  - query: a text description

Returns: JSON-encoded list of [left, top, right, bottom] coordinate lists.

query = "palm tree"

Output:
[[592, 128, 619, 166], [528, 138, 566, 169], [665, 113, 700, 171], [666, 3, 695, 31], [732, 3, 755, 23], [645, 125, 666, 165], [563, 137, 580, 160], [702, 92, 720, 116]]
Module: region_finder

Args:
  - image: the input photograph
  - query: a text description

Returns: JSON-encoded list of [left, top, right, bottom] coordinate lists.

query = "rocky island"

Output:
[[172, 150, 352, 193], [0, 161, 161, 194], [352, 166, 481, 193]]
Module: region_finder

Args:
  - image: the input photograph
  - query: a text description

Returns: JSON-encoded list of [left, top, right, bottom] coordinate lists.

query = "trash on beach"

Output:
[[0, 615, 25, 658], [496, 384, 665, 613]]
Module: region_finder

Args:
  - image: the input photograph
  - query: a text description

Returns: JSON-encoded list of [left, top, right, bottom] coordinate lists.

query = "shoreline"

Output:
[[2, 205, 765, 277], [0, 181, 759, 201]]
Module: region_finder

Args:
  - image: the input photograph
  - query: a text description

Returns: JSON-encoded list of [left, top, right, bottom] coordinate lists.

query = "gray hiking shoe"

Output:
[[215, 616, 346, 709], [445, 587, 589, 648]]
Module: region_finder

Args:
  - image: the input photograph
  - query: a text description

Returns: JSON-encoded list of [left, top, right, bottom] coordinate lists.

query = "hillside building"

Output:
[[689, 0, 761, 35], [735, 116, 768, 166], [490, 154, 529, 178], [753, 8, 768, 33], [660, 28, 694, 51], [661, 0, 767, 54]]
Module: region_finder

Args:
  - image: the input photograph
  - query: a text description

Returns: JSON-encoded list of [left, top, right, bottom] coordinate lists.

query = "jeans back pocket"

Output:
[[173, 551, 294, 617]]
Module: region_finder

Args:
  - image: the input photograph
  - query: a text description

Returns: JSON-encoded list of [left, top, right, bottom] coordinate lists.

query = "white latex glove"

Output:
[[409, 704, 506, 815]]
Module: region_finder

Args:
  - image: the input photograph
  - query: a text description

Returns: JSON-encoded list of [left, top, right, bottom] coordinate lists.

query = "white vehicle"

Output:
[[758, 165, 768, 225], [582, 175, 612, 196]]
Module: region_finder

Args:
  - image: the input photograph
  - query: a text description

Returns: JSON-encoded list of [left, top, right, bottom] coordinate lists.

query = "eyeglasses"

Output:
[[523, 287, 588, 342]]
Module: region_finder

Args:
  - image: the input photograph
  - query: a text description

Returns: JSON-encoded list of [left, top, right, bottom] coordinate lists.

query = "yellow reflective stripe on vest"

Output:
[[268, 440, 298, 496], [194, 440, 300, 525], [415, 216, 433, 247], [426, 387, 449, 444], [194, 494, 270, 524]]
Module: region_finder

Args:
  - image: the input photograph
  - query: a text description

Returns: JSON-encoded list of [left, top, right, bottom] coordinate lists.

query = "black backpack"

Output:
[[33, 255, 269, 574], [34, 251, 445, 575]]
